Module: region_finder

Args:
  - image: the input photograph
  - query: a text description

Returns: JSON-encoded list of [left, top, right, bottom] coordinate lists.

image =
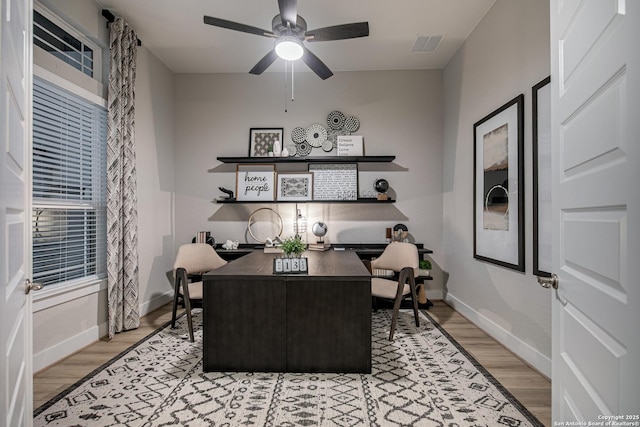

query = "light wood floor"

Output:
[[33, 300, 551, 426]]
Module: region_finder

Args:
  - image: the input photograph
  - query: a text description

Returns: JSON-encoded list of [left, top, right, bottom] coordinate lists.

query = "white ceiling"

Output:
[[99, 0, 496, 75]]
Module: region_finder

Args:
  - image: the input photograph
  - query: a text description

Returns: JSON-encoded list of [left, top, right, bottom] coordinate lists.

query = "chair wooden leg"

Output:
[[409, 277, 420, 327], [171, 278, 180, 329], [389, 285, 405, 341], [184, 296, 194, 342]]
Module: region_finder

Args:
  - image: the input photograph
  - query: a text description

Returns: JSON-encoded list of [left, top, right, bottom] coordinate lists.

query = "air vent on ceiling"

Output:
[[411, 35, 443, 53]]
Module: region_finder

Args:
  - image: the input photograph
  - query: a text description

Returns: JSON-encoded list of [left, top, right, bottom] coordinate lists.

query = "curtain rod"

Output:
[[102, 9, 142, 46]]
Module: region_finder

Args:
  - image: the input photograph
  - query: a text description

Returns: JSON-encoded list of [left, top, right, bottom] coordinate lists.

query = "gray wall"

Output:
[[32, 0, 176, 370], [442, 0, 551, 376], [174, 70, 445, 299]]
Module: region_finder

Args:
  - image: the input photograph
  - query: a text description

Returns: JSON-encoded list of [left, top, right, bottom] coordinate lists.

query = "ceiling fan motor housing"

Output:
[[272, 14, 307, 38]]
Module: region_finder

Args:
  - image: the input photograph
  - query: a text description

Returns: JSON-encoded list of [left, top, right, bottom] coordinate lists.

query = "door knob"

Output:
[[537, 274, 558, 289], [25, 279, 43, 294]]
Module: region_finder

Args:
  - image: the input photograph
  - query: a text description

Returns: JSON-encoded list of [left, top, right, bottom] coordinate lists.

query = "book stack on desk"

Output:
[[263, 246, 284, 254], [308, 242, 329, 251]]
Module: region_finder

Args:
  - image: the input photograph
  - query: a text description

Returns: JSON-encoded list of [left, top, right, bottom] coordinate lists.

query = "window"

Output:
[[33, 9, 96, 78], [32, 77, 107, 286]]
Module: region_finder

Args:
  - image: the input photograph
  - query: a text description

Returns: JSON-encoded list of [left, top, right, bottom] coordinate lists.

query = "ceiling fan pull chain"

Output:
[[284, 60, 288, 112], [291, 60, 295, 102]]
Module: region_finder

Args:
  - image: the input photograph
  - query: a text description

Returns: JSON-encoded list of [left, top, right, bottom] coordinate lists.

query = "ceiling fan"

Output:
[[203, 0, 369, 80]]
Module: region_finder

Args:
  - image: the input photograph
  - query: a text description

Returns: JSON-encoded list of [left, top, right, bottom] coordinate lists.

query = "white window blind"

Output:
[[32, 77, 107, 286]]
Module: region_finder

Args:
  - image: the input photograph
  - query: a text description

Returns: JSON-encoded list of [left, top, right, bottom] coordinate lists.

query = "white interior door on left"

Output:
[[1, 0, 34, 425]]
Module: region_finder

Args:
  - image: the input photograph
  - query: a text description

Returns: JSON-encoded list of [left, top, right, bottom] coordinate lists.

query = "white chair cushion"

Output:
[[186, 281, 203, 300], [371, 277, 410, 299]]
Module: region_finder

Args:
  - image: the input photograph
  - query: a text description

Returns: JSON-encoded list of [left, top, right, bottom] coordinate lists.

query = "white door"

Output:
[[550, 0, 640, 421], [1, 0, 34, 425]]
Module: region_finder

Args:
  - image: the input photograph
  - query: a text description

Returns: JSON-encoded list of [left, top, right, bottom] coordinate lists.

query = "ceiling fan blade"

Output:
[[278, 0, 297, 27], [302, 47, 333, 80], [249, 49, 279, 75], [203, 15, 274, 38], [306, 22, 369, 41]]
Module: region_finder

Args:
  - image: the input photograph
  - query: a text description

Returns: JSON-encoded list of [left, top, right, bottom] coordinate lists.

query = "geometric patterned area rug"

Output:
[[34, 309, 543, 427]]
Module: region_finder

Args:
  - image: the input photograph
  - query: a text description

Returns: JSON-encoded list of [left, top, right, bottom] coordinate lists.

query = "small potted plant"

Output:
[[280, 235, 306, 257], [418, 259, 432, 277]]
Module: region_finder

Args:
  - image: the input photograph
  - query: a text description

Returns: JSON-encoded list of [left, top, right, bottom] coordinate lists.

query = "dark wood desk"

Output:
[[202, 250, 372, 373], [215, 243, 433, 261]]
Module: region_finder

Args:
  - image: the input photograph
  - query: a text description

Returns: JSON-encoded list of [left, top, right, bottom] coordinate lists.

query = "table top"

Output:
[[204, 250, 371, 279]]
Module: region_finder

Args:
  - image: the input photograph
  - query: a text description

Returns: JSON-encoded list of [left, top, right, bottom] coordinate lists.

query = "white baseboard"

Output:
[[34, 291, 174, 373], [139, 291, 173, 317], [33, 322, 107, 373], [444, 294, 551, 379]]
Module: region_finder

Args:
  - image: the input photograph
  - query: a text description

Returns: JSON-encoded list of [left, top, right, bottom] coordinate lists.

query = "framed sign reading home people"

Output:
[[236, 164, 275, 201]]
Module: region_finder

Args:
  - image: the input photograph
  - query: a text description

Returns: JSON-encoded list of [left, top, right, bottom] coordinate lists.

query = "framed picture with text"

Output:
[[249, 128, 283, 157], [473, 94, 525, 272], [236, 164, 275, 201]]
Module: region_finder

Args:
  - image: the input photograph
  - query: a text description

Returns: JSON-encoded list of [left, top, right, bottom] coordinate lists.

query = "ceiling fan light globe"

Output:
[[275, 37, 303, 61]]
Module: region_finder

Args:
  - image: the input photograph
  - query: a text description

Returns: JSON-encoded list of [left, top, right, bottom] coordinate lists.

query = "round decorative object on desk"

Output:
[[312, 221, 328, 242], [247, 207, 283, 243]]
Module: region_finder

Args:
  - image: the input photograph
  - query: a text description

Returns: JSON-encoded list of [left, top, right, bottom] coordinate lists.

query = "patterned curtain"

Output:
[[107, 17, 139, 339]]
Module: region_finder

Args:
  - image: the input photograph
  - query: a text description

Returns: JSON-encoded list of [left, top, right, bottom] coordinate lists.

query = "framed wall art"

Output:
[[532, 76, 552, 277], [236, 164, 275, 201], [276, 172, 313, 201], [473, 94, 525, 272], [249, 128, 284, 157], [308, 164, 358, 200]]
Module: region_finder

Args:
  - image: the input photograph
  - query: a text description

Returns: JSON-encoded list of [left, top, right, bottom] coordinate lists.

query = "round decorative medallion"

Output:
[[291, 127, 306, 143], [321, 140, 333, 152], [327, 111, 346, 130], [296, 141, 312, 156], [327, 129, 339, 146], [306, 123, 327, 147], [344, 116, 360, 132], [284, 144, 297, 156]]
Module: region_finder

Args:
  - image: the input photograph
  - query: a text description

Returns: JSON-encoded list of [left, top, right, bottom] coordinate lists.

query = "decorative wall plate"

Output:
[[322, 140, 333, 152], [284, 144, 297, 156], [327, 129, 339, 146], [327, 111, 346, 130], [296, 141, 312, 156], [306, 123, 327, 147], [291, 127, 306, 143], [344, 116, 360, 132]]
